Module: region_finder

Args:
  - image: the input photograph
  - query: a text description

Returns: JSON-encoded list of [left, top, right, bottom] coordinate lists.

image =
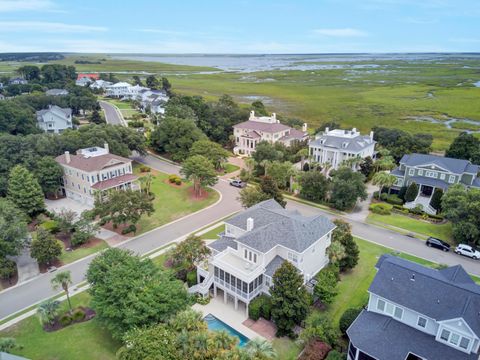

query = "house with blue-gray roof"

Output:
[[391, 153, 480, 214], [347, 254, 480, 360], [189, 199, 335, 314]]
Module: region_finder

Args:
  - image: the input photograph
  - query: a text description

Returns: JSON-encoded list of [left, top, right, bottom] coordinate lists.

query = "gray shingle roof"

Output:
[[310, 134, 375, 152], [371, 255, 480, 335], [208, 235, 237, 253], [400, 153, 479, 174], [233, 120, 291, 133], [36, 105, 72, 118], [407, 176, 450, 190], [264, 255, 285, 277], [347, 310, 478, 360], [390, 168, 404, 177], [225, 199, 335, 253]]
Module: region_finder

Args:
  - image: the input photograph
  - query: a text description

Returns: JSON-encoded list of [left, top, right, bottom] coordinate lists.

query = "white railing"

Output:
[[214, 277, 263, 301], [188, 273, 214, 296]]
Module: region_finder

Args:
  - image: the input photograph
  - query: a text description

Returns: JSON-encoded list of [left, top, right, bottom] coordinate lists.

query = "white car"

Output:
[[455, 244, 480, 260]]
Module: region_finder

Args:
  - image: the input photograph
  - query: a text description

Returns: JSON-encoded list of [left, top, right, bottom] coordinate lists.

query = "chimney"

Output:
[[104, 143, 109, 153], [352, 128, 357, 134], [65, 151, 71, 164], [325, 127, 329, 134], [249, 110, 255, 120], [246, 217, 254, 231], [302, 123, 308, 132], [370, 131, 374, 140], [272, 113, 278, 123]]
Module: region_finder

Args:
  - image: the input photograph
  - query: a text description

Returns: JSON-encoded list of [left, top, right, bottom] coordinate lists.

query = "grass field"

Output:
[[133, 164, 220, 233], [223, 163, 240, 174], [59, 240, 109, 265], [199, 224, 225, 240], [367, 212, 453, 242], [1, 292, 120, 360]]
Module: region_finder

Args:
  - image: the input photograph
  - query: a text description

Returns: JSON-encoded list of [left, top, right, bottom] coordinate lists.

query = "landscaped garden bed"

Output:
[[43, 306, 96, 332]]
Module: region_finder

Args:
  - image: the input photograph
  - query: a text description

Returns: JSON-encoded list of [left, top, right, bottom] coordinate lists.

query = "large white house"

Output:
[[347, 254, 480, 360], [309, 128, 376, 171], [189, 199, 335, 314], [36, 105, 73, 133], [55, 144, 139, 206], [233, 111, 308, 156], [105, 82, 132, 97]]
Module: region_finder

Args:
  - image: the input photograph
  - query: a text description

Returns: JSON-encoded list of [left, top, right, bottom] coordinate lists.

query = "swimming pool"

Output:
[[204, 314, 249, 347]]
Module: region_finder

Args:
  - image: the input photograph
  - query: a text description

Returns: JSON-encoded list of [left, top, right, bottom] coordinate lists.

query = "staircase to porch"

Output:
[[405, 195, 436, 215], [188, 273, 214, 297]]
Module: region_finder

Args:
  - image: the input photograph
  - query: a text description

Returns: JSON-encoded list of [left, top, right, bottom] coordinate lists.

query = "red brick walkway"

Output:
[[242, 317, 277, 340]]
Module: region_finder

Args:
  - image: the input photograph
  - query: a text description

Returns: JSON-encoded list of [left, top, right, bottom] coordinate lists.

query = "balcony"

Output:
[[212, 248, 264, 283], [214, 276, 264, 302]]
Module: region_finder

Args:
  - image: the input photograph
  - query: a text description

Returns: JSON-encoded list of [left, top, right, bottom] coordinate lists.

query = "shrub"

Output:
[[428, 213, 444, 221], [372, 191, 379, 199], [139, 165, 151, 173], [260, 295, 272, 320], [405, 182, 419, 202], [195, 294, 210, 305], [392, 204, 404, 211], [121, 224, 137, 234], [369, 203, 391, 215], [380, 192, 388, 201], [0, 258, 16, 280], [175, 178, 182, 185], [409, 205, 424, 215], [186, 270, 197, 287], [386, 194, 403, 205], [59, 313, 72, 326], [72, 308, 86, 321], [168, 174, 178, 183], [71, 230, 91, 247], [339, 307, 362, 335], [128, 120, 144, 128], [40, 220, 60, 233], [298, 339, 331, 360], [325, 350, 344, 360], [249, 297, 262, 320]]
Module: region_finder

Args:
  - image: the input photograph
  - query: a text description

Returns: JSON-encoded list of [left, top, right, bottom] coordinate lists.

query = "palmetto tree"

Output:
[[296, 148, 310, 171], [322, 162, 333, 177], [244, 338, 277, 359], [372, 172, 397, 199], [212, 330, 237, 351], [51, 271, 73, 313], [139, 173, 154, 196], [327, 241, 347, 265], [37, 299, 60, 327], [260, 160, 271, 176]]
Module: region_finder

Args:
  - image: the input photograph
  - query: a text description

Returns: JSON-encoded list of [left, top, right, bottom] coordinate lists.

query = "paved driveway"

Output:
[[99, 101, 125, 126], [45, 198, 92, 216]]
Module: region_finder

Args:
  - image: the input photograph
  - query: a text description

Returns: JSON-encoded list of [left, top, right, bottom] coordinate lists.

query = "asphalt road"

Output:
[[99, 101, 124, 126]]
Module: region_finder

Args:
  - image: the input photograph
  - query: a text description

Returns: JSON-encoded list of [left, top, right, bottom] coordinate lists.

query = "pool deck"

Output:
[[193, 294, 265, 340]]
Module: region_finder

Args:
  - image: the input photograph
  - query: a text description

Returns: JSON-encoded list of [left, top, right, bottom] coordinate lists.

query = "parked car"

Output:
[[426, 237, 450, 252], [229, 179, 246, 188], [455, 244, 480, 260]]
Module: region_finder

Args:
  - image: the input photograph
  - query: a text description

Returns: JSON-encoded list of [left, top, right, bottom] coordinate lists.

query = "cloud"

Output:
[[0, 21, 107, 32], [0, 0, 54, 12], [135, 29, 186, 36], [312, 28, 368, 37]]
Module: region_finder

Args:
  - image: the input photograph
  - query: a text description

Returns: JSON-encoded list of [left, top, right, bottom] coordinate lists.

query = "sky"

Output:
[[0, 0, 479, 53]]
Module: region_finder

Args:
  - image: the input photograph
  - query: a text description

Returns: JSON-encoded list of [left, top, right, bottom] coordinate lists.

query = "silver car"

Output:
[[455, 244, 480, 260]]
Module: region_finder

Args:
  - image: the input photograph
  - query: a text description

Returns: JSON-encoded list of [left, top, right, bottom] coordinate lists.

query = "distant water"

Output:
[[112, 53, 480, 72]]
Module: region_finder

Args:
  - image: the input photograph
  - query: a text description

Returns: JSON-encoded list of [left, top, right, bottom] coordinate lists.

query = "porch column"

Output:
[[197, 271, 201, 285], [223, 290, 227, 304], [213, 284, 217, 298], [234, 296, 238, 310], [245, 302, 249, 317]]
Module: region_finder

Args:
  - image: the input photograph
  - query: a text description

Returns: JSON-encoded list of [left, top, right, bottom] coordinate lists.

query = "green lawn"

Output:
[[133, 164, 220, 233], [223, 163, 240, 174], [59, 240, 109, 265], [1, 293, 120, 360], [199, 224, 225, 240], [367, 212, 453, 242], [272, 338, 302, 360]]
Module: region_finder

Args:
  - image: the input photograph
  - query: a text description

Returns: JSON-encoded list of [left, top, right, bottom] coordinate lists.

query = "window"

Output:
[[440, 329, 450, 341], [450, 333, 460, 346], [409, 168, 415, 176], [385, 303, 394, 315], [426, 171, 436, 178], [440, 173, 446, 180], [253, 254, 257, 263], [244, 249, 248, 259], [418, 169, 423, 176], [376, 299, 385, 312], [249, 252, 252, 261], [449, 175, 455, 183], [417, 317, 427, 328], [394, 307, 403, 319], [460, 337, 470, 350]]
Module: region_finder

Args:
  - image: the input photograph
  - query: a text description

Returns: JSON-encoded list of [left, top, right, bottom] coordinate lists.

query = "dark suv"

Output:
[[426, 237, 450, 252]]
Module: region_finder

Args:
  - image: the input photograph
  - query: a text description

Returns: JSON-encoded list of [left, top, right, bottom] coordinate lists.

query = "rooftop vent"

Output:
[[246, 217, 254, 232], [411, 274, 415, 281]]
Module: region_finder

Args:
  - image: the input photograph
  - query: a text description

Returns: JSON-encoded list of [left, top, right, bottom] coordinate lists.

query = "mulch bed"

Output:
[[43, 306, 96, 332], [101, 221, 136, 237], [0, 268, 18, 289], [163, 179, 186, 188], [187, 187, 210, 201], [39, 258, 63, 273]]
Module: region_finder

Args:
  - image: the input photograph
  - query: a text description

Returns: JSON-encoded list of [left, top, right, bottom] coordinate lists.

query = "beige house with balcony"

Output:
[[189, 199, 335, 314], [233, 111, 308, 156], [55, 144, 139, 206]]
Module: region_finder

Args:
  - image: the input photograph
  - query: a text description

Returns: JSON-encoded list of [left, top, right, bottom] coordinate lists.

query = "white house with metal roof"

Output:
[[189, 199, 335, 314], [233, 111, 308, 156], [391, 153, 480, 214], [36, 105, 73, 134], [309, 127, 376, 171], [347, 254, 480, 360]]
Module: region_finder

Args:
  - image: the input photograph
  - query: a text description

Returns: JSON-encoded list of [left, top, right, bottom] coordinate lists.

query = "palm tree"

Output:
[[37, 299, 60, 327], [51, 271, 73, 313], [372, 172, 397, 199], [244, 338, 276, 359], [296, 148, 310, 171], [260, 160, 271, 176], [327, 241, 347, 264], [322, 162, 332, 177], [139, 173, 154, 195], [212, 330, 237, 351]]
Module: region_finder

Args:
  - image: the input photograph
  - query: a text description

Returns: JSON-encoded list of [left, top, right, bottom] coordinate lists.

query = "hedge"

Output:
[[369, 203, 391, 215], [186, 269, 197, 287], [248, 294, 272, 321], [339, 307, 362, 335]]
